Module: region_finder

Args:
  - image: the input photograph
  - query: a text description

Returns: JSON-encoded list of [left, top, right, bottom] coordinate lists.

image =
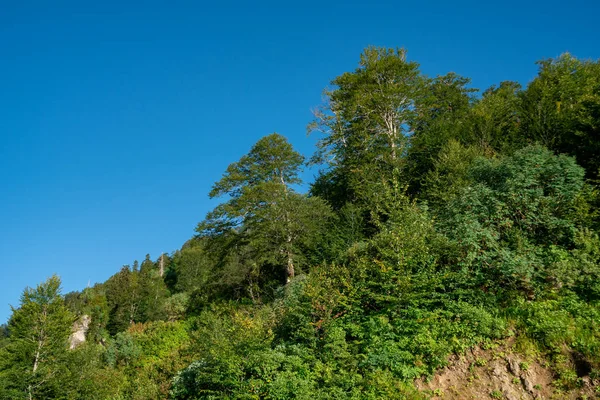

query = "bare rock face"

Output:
[[521, 375, 536, 394], [69, 314, 91, 349], [415, 338, 598, 399], [507, 358, 521, 376]]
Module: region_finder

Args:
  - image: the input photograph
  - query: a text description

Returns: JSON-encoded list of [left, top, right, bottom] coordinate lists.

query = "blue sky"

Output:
[[1, 0, 598, 322]]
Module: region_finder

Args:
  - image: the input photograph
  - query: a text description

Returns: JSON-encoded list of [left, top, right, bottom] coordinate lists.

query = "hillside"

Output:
[[1, 47, 600, 400]]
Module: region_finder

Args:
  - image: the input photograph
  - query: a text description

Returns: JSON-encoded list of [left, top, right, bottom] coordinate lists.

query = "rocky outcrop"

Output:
[[69, 314, 91, 349], [416, 338, 598, 399]]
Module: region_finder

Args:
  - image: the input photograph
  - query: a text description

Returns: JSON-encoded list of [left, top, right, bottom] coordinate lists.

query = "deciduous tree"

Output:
[[0, 275, 73, 400]]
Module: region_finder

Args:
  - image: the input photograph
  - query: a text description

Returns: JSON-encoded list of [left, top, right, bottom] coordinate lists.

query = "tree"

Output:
[[0, 275, 74, 400], [137, 254, 169, 322], [309, 47, 425, 209], [171, 242, 213, 294], [105, 265, 141, 334], [0, 324, 9, 346], [244, 189, 332, 282], [311, 47, 423, 163], [197, 133, 331, 294], [419, 139, 483, 209], [520, 53, 600, 179], [413, 72, 476, 135], [407, 72, 478, 194], [469, 81, 522, 151], [439, 146, 586, 294]]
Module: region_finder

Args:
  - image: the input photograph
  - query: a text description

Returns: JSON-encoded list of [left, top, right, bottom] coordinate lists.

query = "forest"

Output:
[[1, 47, 600, 399]]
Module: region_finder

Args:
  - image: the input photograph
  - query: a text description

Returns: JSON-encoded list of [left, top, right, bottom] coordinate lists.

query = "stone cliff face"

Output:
[[415, 338, 598, 399], [69, 314, 91, 349]]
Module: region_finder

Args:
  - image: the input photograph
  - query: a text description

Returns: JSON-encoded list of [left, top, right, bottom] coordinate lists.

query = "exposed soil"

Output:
[[415, 339, 598, 399]]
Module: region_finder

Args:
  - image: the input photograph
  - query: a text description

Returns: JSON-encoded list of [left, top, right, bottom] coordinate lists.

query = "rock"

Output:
[[508, 358, 520, 376], [521, 376, 535, 394], [491, 362, 505, 377], [69, 314, 91, 349], [504, 392, 520, 400]]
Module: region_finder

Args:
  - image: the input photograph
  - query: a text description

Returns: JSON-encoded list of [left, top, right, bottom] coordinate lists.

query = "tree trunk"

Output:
[[32, 308, 47, 374], [285, 230, 295, 283], [32, 344, 41, 374], [129, 302, 137, 325], [30, 308, 47, 400], [286, 248, 295, 283], [159, 253, 165, 277]]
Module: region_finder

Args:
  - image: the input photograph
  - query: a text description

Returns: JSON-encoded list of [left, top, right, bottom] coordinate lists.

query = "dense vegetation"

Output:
[[1, 47, 600, 399]]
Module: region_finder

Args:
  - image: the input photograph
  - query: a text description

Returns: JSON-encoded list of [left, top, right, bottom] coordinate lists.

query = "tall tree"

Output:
[[311, 47, 423, 162], [309, 47, 425, 209], [0, 276, 74, 400], [521, 53, 600, 179], [105, 265, 141, 334], [469, 81, 522, 150], [138, 255, 169, 322], [197, 133, 331, 292], [407, 72, 478, 193], [171, 240, 216, 294]]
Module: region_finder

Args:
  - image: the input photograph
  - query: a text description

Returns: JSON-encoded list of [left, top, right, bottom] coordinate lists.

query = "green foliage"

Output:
[[103, 321, 191, 399], [199, 133, 304, 237], [420, 139, 484, 207], [0, 324, 8, 350], [164, 293, 190, 322], [197, 133, 332, 300], [521, 53, 600, 179], [67, 343, 127, 400], [469, 81, 522, 151], [407, 72, 478, 190], [170, 243, 213, 294], [105, 265, 142, 334], [309, 47, 425, 213], [311, 46, 423, 166], [0, 276, 74, 400], [439, 146, 586, 293], [139, 264, 170, 323]]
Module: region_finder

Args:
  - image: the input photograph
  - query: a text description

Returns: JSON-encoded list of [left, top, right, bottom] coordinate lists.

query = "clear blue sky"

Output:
[[1, 0, 598, 323]]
